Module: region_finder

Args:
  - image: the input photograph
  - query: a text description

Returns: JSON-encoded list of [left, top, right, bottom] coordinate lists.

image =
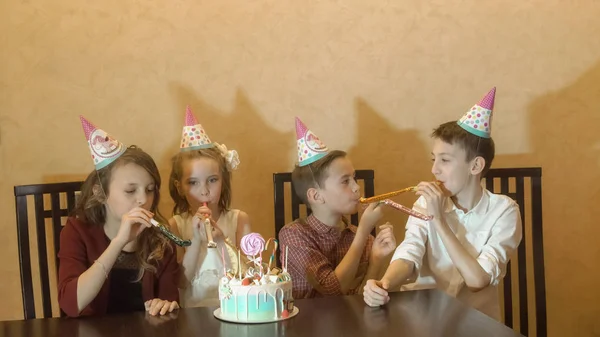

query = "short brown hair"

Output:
[[431, 121, 495, 177], [73, 146, 170, 281], [169, 147, 232, 215], [292, 150, 347, 206]]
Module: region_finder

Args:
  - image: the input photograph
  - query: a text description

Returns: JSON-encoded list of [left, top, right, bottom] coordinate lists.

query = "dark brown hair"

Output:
[[291, 150, 347, 205], [169, 147, 232, 215], [431, 121, 495, 177], [73, 146, 170, 281]]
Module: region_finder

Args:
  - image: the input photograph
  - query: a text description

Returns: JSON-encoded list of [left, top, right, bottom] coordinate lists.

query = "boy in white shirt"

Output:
[[363, 87, 522, 320]]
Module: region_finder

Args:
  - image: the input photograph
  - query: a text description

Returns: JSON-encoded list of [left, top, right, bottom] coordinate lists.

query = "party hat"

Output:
[[295, 117, 328, 166], [457, 87, 496, 138], [79, 116, 126, 170], [180, 106, 214, 151]]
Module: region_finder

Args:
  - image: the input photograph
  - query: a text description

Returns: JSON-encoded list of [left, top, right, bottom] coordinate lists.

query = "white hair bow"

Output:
[[214, 142, 240, 171]]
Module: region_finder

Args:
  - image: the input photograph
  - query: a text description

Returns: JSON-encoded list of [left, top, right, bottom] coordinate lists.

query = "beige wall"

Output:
[[1, 1, 599, 336]]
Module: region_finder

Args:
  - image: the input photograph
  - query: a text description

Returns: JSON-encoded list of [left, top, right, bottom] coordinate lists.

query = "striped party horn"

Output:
[[382, 199, 432, 221], [359, 181, 442, 204], [264, 238, 278, 273]]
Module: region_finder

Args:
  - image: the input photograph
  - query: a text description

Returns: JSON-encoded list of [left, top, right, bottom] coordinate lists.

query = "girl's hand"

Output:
[[196, 204, 212, 219], [114, 207, 154, 246], [144, 299, 180, 316], [191, 207, 224, 241]]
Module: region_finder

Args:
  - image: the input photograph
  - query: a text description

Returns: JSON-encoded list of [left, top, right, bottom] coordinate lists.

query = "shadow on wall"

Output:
[[526, 61, 600, 335], [346, 97, 431, 238]]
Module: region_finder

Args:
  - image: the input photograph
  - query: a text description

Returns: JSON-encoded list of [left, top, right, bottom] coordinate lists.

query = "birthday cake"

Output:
[[216, 233, 296, 323]]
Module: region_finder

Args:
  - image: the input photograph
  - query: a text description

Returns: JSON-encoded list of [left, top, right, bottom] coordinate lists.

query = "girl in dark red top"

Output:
[[57, 116, 180, 317]]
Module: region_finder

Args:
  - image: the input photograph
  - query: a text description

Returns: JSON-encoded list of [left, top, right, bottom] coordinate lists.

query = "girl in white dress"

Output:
[[168, 107, 251, 307]]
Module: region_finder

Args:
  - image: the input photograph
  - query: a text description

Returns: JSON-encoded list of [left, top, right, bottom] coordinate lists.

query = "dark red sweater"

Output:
[[57, 217, 179, 317]]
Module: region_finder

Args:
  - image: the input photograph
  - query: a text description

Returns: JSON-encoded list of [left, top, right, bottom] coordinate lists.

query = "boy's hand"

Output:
[[415, 181, 446, 219], [363, 279, 390, 307], [358, 202, 384, 235], [372, 223, 396, 259]]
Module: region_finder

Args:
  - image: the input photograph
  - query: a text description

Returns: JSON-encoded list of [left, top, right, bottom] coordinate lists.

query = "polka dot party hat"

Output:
[[180, 106, 214, 151], [295, 117, 329, 166], [79, 115, 126, 170], [457, 87, 496, 138]]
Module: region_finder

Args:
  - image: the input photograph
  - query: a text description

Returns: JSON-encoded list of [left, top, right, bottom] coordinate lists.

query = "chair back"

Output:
[[485, 168, 546, 337], [14, 181, 83, 319]]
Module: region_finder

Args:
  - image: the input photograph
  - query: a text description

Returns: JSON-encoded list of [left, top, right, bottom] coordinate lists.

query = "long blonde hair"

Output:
[[168, 148, 232, 215], [73, 146, 171, 281]]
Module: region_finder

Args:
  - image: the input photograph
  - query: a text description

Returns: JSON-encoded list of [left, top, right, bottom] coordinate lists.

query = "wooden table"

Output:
[[0, 289, 523, 337]]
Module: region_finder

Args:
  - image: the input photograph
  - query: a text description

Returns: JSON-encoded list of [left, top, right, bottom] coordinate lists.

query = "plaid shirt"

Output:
[[279, 214, 374, 299]]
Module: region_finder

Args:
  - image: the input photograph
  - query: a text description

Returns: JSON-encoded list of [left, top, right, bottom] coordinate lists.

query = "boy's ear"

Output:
[[306, 187, 324, 205], [471, 156, 485, 176]]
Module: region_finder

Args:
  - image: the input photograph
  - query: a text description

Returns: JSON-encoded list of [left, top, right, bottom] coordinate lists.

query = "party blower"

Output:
[[149, 219, 192, 247], [359, 182, 443, 221], [202, 202, 218, 248]]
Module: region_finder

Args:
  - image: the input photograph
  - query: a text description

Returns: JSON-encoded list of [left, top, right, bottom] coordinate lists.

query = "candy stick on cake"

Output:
[[276, 245, 292, 281], [221, 246, 226, 276], [285, 245, 289, 272], [237, 248, 242, 279], [264, 238, 278, 273]]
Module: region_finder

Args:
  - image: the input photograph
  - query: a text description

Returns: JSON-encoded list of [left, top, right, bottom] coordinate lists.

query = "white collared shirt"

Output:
[[391, 189, 522, 320]]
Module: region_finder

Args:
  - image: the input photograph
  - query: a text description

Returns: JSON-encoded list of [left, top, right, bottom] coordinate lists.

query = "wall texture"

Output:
[[1, 1, 599, 336]]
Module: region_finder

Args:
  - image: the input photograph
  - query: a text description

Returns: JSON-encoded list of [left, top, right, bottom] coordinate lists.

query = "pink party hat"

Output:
[[180, 106, 213, 151], [79, 116, 126, 170], [295, 117, 328, 166], [457, 87, 496, 138]]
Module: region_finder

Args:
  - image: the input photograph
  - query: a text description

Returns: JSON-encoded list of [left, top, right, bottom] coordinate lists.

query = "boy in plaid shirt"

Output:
[[279, 118, 396, 299]]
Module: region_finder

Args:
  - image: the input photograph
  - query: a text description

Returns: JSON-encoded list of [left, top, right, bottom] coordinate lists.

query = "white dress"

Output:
[[173, 209, 240, 307]]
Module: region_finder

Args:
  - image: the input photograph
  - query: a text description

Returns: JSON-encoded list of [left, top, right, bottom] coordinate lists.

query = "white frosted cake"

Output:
[[218, 273, 293, 322], [216, 233, 296, 323]]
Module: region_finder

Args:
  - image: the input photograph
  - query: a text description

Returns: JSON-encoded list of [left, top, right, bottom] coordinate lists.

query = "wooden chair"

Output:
[[272, 170, 375, 267], [14, 181, 83, 319], [485, 168, 546, 337]]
